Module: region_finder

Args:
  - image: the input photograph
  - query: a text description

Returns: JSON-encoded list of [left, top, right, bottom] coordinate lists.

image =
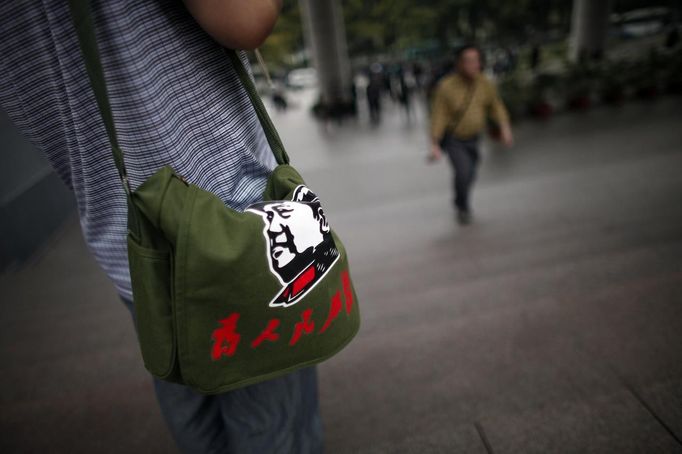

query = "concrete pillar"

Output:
[[569, 0, 614, 61], [299, 0, 353, 112]]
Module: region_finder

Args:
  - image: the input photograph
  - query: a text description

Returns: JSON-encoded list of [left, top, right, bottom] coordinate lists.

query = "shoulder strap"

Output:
[[68, 0, 129, 190], [226, 51, 289, 166], [449, 79, 477, 136], [67, 0, 289, 189], [69, 0, 144, 239]]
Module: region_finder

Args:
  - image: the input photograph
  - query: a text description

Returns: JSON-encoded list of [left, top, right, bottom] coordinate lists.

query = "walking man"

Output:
[[429, 45, 513, 224]]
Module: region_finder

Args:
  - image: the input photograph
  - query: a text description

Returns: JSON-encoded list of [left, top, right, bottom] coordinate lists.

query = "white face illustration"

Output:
[[247, 185, 333, 286], [261, 200, 329, 272]]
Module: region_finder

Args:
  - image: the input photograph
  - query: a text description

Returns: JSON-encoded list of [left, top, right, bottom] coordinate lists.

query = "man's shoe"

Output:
[[457, 210, 472, 225]]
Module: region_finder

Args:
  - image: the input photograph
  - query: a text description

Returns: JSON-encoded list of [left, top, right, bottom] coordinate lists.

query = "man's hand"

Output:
[[428, 142, 443, 163], [183, 0, 283, 50], [500, 124, 514, 148]]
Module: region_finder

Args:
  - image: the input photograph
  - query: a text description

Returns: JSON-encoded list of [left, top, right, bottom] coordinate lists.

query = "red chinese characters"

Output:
[[289, 309, 315, 346], [210, 270, 354, 361], [210, 313, 241, 360], [250, 319, 281, 348], [319, 291, 342, 334]]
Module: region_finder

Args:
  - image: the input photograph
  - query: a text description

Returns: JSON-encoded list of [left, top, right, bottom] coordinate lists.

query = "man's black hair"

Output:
[[454, 44, 482, 62]]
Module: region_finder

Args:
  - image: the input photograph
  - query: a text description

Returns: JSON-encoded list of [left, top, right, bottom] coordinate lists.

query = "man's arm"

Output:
[[183, 0, 283, 50], [487, 82, 513, 147], [429, 81, 451, 161]]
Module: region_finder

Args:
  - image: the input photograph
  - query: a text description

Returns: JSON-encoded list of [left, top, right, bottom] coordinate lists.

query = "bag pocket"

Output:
[[127, 235, 177, 379]]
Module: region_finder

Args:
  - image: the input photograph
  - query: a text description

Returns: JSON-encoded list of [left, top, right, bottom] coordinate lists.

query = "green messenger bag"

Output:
[[69, 0, 360, 394]]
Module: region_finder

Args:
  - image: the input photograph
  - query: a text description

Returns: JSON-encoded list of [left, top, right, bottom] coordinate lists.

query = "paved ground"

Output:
[[1, 91, 681, 453]]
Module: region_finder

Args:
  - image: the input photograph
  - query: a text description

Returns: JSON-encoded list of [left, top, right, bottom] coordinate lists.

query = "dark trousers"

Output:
[[442, 134, 480, 212], [121, 298, 324, 454]]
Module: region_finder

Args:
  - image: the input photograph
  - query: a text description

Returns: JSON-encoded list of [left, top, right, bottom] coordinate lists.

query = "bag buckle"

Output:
[[121, 174, 132, 195]]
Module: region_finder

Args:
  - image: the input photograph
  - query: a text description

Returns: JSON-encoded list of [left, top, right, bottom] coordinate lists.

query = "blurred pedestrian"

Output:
[[413, 61, 424, 89], [665, 26, 680, 49], [366, 72, 383, 124], [429, 44, 513, 224], [271, 81, 288, 111], [397, 67, 412, 122], [0, 1, 323, 453], [530, 44, 541, 72]]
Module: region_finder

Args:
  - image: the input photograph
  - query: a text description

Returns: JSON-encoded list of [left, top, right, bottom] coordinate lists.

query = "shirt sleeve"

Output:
[[430, 80, 451, 143], [487, 81, 510, 127]]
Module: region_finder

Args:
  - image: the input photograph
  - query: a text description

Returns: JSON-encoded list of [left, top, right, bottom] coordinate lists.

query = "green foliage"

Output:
[[497, 73, 531, 118], [563, 60, 602, 97], [342, 0, 458, 54], [261, 0, 575, 65], [259, 1, 304, 69]]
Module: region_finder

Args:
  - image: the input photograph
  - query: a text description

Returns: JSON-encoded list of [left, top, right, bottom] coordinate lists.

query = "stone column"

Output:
[[569, 0, 614, 61], [299, 0, 353, 115]]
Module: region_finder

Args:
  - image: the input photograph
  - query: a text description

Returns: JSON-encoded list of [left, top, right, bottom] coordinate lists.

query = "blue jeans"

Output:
[[122, 298, 324, 454], [442, 134, 480, 212]]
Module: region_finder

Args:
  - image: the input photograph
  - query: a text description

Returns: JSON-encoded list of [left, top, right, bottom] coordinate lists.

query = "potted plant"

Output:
[[631, 51, 663, 99], [564, 60, 599, 110], [498, 72, 530, 120], [528, 72, 557, 119], [662, 49, 682, 94], [600, 60, 628, 105]]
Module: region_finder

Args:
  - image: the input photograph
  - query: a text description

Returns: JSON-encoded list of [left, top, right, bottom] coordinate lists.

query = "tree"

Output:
[[261, 0, 577, 64]]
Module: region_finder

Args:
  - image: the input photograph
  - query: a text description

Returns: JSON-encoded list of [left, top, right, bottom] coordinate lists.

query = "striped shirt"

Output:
[[0, 1, 278, 300]]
